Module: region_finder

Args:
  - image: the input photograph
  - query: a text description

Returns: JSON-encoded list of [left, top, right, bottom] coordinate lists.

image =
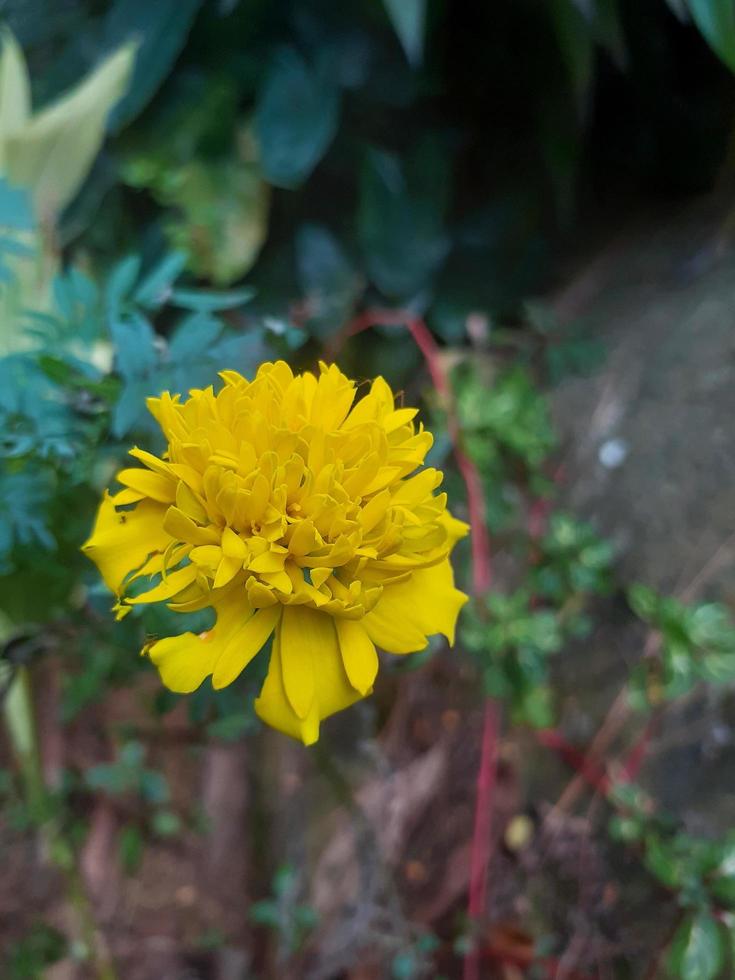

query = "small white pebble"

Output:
[[598, 438, 628, 469]]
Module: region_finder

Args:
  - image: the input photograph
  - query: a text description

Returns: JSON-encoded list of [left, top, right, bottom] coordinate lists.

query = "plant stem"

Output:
[[3, 664, 118, 980]]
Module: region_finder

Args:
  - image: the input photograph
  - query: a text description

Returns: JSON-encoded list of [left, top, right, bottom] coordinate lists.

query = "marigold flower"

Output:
[[83, 361, 468, 743]]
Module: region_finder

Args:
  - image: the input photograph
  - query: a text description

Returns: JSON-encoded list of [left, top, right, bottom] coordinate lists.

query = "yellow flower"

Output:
[[83, 361, 468, 743]]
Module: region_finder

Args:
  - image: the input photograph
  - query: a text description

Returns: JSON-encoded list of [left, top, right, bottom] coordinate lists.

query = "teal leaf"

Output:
[[167, 313, 222, 362], [170, 287, 255, 313], [106, 254, 142, 316], [383, 0, 427, 67], [254, 48, 340, 188], [0, 178, 33, 230], [110, 313, 157, 381], [134, 251, 188, 309], [296, 224, 360, 338], [358, 143, 450, 299], [104, 0, 204, 129], [686, 0, 735, 72]]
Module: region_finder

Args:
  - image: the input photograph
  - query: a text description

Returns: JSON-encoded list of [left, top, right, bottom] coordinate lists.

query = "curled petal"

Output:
[[82, 491, 171, 594]]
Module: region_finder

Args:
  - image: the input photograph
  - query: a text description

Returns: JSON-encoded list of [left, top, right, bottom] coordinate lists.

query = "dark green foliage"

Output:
[[608, 781, 735, 979], [532, 512, 614, 601], [4, 922, 66, 979], [460, 517, 612, 728], [627, 587, 735, 707]]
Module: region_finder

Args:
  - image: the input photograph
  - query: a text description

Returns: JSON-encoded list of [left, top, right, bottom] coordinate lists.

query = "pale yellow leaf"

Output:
[[0, 29, 30, 159], [4, 42, 136, 217]]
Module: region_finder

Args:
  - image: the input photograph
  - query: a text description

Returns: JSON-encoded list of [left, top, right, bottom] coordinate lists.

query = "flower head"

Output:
[[83, 361, 468, 743]]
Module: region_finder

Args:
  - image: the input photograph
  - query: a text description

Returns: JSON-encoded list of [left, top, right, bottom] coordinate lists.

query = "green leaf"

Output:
[[167, 313, 222, 361], [7, 922, 66, 977], [668, 911, 725, 980], [359, 144, 450, 299], [549, 0, 594, 110], [296, 224, 360, 338], [139, 769, 169, 805], [249, 899, 279, 926], [686, 0, 735, 72], [170, 287, 255, 313], [104, 0, 203, 129], [0, 178, 33, 230], [118, 824, 144, 874], [134, 251, 188, 309], [710, 836, 735, 906], [106, 254, 142, 314], [151, 809, 181, 837], [4, 43, 136, 216], [255, 48, 340, 189], [110, 313, 157, 381], [627, 584, 659, 622], [151, 153, 269, 286], [383, 0, 427, 67], [711, 874, 735, 907]]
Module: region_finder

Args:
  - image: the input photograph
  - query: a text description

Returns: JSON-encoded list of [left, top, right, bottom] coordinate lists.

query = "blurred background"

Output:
[[3, 1, 735, 977]]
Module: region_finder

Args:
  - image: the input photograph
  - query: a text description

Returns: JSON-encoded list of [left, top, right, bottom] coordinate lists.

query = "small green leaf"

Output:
[[249, 898, 279, 926], [627, 584, 659, 622], [140, 769, 169, 805], [151, 809, 181, 837], [667, 911, 724, 980], [118, 824, 144, 874]]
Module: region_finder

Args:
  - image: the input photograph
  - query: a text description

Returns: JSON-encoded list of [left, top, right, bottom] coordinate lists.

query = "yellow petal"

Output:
[[163, 506, 220, 546], [440, 509, 470, 547], [254, 627, 319, 744], [254, 614, 362, 745], [126, 563, 198, 605], [362, 559, 468, 654], [82, 491, 171, 594], [116, 467, 176, 503], [212, 605, 281, 689], [214, 554, 242, 589], [278, 604, 321, 718], [335, 618, 378, 695], [147, 596, 244, 693]]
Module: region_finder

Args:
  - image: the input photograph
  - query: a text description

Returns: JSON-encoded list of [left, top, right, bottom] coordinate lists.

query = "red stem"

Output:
[[536, 728, 611, 796], [343, 309, 497, 976], [465, 698, 500, 980]]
